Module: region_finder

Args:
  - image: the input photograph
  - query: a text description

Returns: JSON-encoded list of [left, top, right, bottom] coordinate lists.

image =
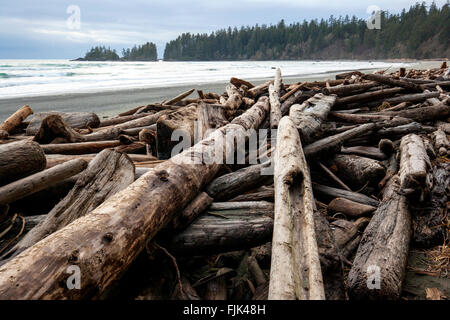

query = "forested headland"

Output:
[[164, 2, 450, 61], [77, 42, 157, 61]]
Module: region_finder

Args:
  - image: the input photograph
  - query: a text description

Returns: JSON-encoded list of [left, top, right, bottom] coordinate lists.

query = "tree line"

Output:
[[82, 42, 157, 61], [80, 2, 449, 61], [164, 2, 449, 60]]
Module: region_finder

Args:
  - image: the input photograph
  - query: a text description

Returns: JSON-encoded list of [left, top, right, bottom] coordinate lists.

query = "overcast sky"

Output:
[[0, 0, 446, 59]]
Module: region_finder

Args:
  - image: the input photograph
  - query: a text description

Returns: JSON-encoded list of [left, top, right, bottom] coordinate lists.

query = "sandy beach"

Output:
[[0, 60, 443, 122]]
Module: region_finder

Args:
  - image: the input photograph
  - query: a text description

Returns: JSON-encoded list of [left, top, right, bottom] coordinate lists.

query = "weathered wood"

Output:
[[280, 83, 302, 103], [0, 95, 269, 299], [166, 204, 273, 255], [196, 102, 228, 140], [384, 101, 449, 122], [4, 150, 135, 259], [269, 68, 282, 129], [332, 154, 386, 189], [432, 129, 449, 156], [169, 192, 213, 231], [40, 140, 122, 155], [331, 217, 370, 253], [230, 77, 255, 89], [318, 162, 352, 191], [363, 73, 425, 92], [335, 87, 403, 106], [330, 112, 412, 124], [348, 176, 411, 300], [370, 91, 440, 107], [328, 198, 376, 218], [26, 112, 100, 135], [340, 146, 388, 160], [399, 134, 431, 199], [377, 122, 436, 138], [45, 153, 156, 168], [304, 123, 375, 159], [269, 116, 325, 300], [323, 82, 378, 95], [0, 140, 46, 187], [280, 89, 303, 116], [99, 113, 153, 127], [289, 93, 336, 144], [205, 162, 272, 201], [0, 105, 33, 138], [312, 183, 379, 207], [248, 81, 272, 98], [164, 89, 195, 106], [157, 105, 197, 160], [223, 85, 243, 118], [0, 159, 87, 206]]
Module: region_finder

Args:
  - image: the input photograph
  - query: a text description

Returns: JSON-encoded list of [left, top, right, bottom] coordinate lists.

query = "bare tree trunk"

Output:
[[269, 116, 325, 300], [269, 68, 282, 129]]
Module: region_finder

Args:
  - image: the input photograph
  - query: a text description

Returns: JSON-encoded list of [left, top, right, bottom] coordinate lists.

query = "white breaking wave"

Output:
[[0, 59, 410, 99]]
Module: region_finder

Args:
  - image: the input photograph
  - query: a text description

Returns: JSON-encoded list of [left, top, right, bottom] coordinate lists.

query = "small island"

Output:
[[73, 42, 157, 61]]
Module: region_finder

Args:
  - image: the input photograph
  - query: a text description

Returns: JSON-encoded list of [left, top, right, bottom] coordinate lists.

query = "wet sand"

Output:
[[0, 60, 443, 122]]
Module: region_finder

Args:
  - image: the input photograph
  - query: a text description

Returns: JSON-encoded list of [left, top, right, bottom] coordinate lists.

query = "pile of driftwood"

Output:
[[0, 63, 448, 300]]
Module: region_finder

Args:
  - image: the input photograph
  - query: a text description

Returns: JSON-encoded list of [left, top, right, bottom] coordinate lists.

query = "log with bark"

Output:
[[0, 140, 46, 187], [348, 176, 411, 300]]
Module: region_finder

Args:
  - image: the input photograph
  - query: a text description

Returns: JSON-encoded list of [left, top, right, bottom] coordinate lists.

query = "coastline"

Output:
[[0, 60, 443, 122]]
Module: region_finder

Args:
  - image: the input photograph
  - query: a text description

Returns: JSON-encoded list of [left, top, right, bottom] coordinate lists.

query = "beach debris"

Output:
[[0, 64, 448, 300]]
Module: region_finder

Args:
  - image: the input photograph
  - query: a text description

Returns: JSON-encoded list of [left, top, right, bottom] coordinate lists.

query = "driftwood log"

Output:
[[0, 105, 33, 138], [0, 140, 46, 187], [26, 112, 100, 135], [0, 159, 87, 206], [348, 176, 411, 300], [269, 116, 325, 300]]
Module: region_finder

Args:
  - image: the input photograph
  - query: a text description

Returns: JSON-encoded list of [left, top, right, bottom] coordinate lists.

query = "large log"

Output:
[[99, 113, 153, 127], [45, 153, 156, 168], [223, 85, 243, 118], [0, 105, 33, 138], [348, 176, 411, 300], [195, 102, 229, 140], [0, 159, 87, 206], [26, 112, 100, 135], [289, 93, 336, 144], [269, 116, 325, 300], [164, 88, 195, 106], [0, 140, 46, 187], [4, 150, 135, 259], [432, 129, 449, 156], [0, 95, 269, 299]]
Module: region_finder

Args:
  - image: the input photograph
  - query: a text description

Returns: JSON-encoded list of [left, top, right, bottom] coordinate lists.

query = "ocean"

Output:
[[0, 59, 410, 100]]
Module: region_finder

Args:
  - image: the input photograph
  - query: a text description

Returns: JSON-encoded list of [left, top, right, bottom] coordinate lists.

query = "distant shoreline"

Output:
[[0, 60, 443, 122]]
